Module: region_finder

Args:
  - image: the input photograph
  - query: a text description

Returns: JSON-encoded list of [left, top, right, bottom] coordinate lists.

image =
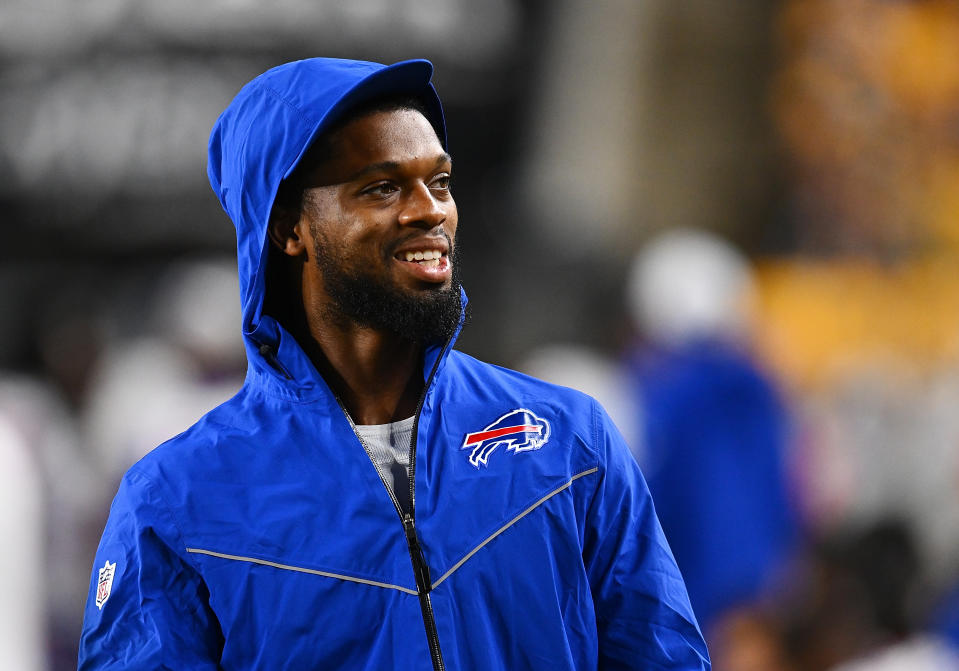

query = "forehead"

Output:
[[308, 108, 447, 185]]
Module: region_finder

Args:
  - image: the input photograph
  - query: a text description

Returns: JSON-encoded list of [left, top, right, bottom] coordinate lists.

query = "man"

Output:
[[79, 57, 709, 670]]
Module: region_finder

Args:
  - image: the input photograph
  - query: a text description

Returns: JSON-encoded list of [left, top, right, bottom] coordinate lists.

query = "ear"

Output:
[[268, 207, 308, 257]]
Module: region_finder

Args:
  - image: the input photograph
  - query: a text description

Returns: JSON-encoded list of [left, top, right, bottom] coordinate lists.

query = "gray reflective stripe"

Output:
[[431, 467, 600, 590], [185, 548, 418, 595]]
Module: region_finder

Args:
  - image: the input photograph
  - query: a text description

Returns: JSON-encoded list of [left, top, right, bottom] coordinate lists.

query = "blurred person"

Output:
[[625, 228, 800, 634], [0, 372, 97, 669], [83, 258, 245, 479], [784, 520, 959, 671], [77, 57, 709, 669], [0, 405, 46, 670], [15, 283, 111, 668]]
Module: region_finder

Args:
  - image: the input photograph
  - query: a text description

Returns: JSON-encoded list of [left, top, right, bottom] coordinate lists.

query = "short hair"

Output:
[[271, 93, 433, 219]]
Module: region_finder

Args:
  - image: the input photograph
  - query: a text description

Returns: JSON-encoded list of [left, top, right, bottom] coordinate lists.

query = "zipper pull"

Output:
[[403, 514, 432, 594]]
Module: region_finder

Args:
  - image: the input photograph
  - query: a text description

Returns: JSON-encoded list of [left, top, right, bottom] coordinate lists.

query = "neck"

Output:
[[302, 322, 424, 425], [265, 255, 430, 425]]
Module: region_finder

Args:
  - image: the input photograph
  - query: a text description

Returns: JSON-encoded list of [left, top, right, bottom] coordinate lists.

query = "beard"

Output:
[[311, 230, 464, 345]]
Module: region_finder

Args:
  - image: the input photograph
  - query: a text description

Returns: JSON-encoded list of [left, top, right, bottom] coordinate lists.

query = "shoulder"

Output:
[[442, 350, 617, 456], [123, 387, 253, 497], [446, 349, 600, 410]]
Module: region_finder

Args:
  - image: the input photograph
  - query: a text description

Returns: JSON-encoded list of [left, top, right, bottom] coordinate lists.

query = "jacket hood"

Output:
[[207, 57, 447, 358]]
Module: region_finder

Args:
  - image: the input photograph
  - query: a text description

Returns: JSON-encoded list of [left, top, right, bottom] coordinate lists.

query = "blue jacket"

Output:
[[630, 340, 797, 632], [79, 57, 709, 670]]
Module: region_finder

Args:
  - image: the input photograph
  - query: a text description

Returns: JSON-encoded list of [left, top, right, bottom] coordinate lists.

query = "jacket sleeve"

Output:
[[583, 400, 710, 670], [78, 469, 223, 670]]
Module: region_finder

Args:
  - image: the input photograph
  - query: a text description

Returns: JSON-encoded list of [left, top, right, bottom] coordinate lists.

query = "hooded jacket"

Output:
[[78, 57, 710, 670]]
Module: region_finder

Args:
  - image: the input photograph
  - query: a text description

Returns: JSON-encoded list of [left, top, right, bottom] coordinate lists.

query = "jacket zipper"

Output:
[[336, 341, 449, 671], [403, 343, 447, 671], [403, 514, 444, 671]]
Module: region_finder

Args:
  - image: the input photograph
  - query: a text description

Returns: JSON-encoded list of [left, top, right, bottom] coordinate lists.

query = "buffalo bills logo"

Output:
[[461, 409, 551, 468]]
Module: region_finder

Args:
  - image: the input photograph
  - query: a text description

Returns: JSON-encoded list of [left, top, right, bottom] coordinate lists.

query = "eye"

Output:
[[430, 173, 452, 191], [362, 181, 398, 196]]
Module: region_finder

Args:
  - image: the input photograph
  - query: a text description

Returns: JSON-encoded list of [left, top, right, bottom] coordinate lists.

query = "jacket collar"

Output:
[[244, 286, 468, 404]]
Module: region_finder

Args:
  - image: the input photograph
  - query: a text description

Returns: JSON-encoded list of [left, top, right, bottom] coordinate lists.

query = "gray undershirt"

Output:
[[354, 416, 414, 516]]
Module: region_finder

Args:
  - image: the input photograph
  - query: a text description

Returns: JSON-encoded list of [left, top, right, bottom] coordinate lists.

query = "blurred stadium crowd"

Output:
[[2, 1, 959, 669]]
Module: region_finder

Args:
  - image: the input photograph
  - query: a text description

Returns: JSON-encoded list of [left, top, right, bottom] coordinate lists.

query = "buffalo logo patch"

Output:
[[95, 560, 116, 610], [461, 409, 551, 468]]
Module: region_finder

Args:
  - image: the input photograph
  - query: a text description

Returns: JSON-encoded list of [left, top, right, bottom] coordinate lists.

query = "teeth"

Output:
[[424, 259, 439, 268], [402, 250, 443, 263]]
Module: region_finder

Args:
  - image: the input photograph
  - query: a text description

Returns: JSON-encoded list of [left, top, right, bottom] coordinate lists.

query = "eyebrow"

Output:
[[345, 152, 453, 183]]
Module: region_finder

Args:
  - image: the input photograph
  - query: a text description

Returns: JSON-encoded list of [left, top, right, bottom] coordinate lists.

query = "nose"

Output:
[[398, 182, 448, 229]]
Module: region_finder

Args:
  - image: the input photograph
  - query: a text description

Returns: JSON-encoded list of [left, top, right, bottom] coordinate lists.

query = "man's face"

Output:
[[295, 107, 461, 342]]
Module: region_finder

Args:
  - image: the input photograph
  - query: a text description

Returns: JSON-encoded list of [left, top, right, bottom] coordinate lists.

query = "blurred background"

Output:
[[2, 0, 959, 668]]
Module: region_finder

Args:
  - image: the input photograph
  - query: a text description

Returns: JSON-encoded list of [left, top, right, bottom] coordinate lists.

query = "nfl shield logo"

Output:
[[96, 560, 116, 610]]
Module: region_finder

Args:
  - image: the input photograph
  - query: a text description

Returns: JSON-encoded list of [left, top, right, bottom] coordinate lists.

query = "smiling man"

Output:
[[78, 58, 710, 670]]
